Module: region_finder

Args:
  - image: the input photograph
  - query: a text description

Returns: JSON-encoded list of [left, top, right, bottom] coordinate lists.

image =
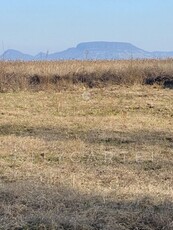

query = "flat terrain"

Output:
[[0, 83, 173, 229]]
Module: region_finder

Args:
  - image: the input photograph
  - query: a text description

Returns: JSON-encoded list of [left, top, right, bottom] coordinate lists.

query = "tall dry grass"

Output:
[[0, 59, 173, 92]]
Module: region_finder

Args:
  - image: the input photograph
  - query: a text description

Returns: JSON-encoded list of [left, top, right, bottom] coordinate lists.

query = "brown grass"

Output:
[[0, 59, 173, 92], [0, 60, 173, 229]]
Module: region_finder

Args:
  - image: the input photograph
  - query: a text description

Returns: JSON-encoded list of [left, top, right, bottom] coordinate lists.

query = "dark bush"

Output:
[[50, 75, 62, 84], [145, 74, 173, 89], [29, 75, 41, 85]]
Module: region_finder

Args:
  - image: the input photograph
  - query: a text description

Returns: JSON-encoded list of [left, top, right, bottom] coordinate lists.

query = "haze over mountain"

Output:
[[1, 42, 173, 61]]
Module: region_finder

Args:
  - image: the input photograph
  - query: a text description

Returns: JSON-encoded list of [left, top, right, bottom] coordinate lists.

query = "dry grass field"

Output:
[[0, 60, 173, 229], [0, 59, 173, 92]]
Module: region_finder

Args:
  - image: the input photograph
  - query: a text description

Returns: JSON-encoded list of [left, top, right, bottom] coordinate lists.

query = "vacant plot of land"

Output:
[[0, 82, 173, 229]]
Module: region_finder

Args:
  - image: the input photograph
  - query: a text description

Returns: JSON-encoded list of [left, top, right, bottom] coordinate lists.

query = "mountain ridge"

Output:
[[1, 41, 173, 61]]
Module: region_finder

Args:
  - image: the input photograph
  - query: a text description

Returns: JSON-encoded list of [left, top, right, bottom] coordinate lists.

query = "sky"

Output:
[[0, 0, 173, 54]]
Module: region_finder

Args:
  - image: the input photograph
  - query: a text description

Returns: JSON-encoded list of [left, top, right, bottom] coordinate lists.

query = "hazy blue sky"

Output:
[[0, 0, 173, 54]]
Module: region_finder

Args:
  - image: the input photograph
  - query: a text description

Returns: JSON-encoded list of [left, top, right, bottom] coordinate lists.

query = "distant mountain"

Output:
[[151, 51, 173, 58], [1, 42, 173, 61], [48, 42, 152, 60], [0, 49, 33, 61], [34, 52, 48, 60]]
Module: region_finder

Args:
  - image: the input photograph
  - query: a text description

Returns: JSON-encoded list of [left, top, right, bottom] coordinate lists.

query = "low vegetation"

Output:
[[0, 59, 173, 92], [0, 60, 173, 229]]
